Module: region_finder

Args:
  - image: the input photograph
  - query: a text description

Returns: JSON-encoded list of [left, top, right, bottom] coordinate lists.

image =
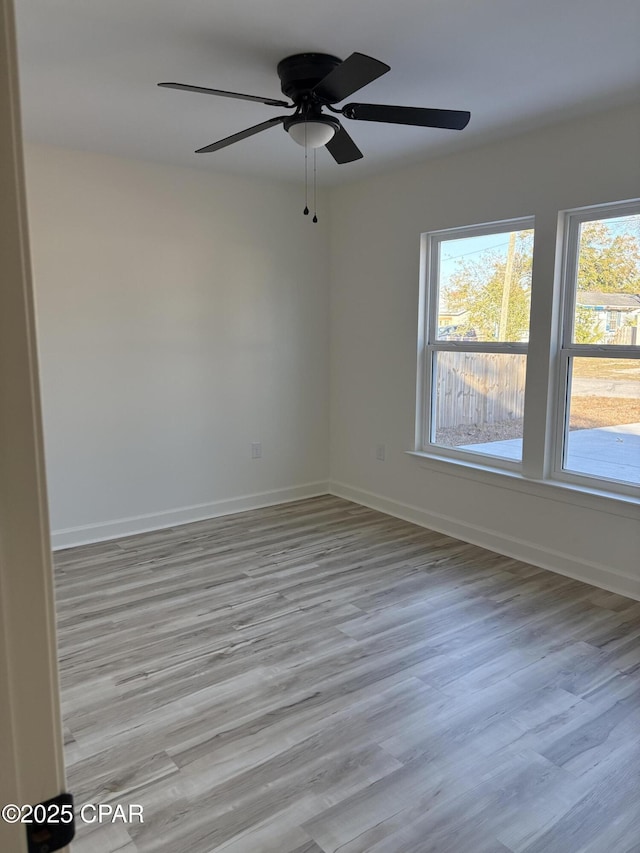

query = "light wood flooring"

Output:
[[54, 495, 640, 853]]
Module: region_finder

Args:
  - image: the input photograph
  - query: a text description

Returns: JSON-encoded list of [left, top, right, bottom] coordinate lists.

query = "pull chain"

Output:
[[303, 121, 309, 215], [312, 148, 318, 223]]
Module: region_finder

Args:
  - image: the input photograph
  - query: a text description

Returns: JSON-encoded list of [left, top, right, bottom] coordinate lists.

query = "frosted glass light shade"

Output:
[[288, 121, 336, 148]]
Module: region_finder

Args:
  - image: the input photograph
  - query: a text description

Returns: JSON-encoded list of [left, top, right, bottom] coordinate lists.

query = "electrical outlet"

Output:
[[376, 444, 386, 461], [251, 442, 262, 459]]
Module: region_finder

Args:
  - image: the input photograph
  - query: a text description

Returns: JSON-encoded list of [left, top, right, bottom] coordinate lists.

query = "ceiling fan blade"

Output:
[[195, 117, 286, 153], [312, 53, 390, 103], [158, 82, 291, 109], [342, 103, 471, 130], [325, 122, 363, 164]]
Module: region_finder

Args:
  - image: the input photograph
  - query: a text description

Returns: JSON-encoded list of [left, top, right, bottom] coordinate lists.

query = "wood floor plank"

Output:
[[54, 495, 640, 853], [501, 740, 640, 852]]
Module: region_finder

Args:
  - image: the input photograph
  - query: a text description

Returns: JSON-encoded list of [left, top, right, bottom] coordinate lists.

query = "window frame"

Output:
[[416, 216, 535, 470], [415, 201, 640, 503], [551, 199, 640, 497]]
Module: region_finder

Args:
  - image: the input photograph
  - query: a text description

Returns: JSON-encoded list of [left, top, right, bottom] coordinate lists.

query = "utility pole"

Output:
[[498, 231, 516, 340]]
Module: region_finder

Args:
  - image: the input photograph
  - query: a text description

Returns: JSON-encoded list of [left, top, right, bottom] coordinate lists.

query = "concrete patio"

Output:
[[461, 422, 640, 485]]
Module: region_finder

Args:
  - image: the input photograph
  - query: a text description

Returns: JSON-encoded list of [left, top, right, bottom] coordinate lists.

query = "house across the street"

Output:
[[577, 290, 640, 343]]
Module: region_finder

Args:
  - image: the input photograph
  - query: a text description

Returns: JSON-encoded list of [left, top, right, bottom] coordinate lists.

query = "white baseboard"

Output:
[[51, 481, 330, 550], [329, 481, 640, 601]]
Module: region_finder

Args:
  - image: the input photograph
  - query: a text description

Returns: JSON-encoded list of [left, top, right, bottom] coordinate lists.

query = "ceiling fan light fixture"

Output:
[[287, 119, 337, 148]]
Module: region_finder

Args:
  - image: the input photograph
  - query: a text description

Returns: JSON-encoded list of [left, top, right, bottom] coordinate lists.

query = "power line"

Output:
[[442, 234, 533, 263], [441, 217, 638, 265], [441, 240, 512, 262]]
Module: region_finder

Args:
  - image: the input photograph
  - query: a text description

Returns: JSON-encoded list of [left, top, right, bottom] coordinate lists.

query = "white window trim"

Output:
[[551, 199, 640, 499], [416, 215, 535, 472]]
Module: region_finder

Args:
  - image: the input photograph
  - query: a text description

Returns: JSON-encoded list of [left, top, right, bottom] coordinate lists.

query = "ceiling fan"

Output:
[[158, 52, 471, 163]]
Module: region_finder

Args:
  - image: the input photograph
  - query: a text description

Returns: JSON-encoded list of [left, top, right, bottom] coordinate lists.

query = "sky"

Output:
[[439, 232, 516, 288], [438, 214, 639, 294]]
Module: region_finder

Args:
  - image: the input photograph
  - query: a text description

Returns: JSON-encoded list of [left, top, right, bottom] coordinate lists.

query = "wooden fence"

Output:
[[435, 351, 526, 429], [610, 326, 638, 345]]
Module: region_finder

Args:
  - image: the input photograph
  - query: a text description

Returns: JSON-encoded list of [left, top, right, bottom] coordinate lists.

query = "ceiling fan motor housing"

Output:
[[277, 53, 342, 103]]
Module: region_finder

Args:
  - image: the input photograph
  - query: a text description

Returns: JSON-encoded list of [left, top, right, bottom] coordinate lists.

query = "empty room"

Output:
[[1, 0, 640, 852]]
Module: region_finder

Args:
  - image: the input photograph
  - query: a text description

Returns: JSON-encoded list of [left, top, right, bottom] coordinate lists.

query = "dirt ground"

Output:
[[437, 395, 639, 447], [569, 395, 639, 430], [436, 421, 523, 446]]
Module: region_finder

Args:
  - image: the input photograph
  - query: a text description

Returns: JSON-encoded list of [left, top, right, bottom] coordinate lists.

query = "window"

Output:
[[606, 311, 621, 333], [555, 202, 640, 490], [416, 200, 639, 500], [417, 218, 535, 466]]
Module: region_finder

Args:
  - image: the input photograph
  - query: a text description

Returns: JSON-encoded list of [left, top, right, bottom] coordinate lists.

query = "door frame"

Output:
[[0, 1, 68, 850]]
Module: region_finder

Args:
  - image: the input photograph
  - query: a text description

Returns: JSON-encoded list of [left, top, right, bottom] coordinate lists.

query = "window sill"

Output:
[[406, 450, 640, 519]]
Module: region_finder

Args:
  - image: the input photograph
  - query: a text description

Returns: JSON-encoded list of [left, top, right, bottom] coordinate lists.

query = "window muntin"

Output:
[[420, 218, 534, 466]]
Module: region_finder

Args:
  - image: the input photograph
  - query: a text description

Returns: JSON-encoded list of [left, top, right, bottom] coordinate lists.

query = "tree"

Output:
[[574, 305, 602, 344], [441, 218, 640, 343], [443, 231, 533, 341], [577, 220, 640, 294]]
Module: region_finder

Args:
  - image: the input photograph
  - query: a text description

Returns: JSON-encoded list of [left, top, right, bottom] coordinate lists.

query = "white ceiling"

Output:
[[14, 0, 640, 185]]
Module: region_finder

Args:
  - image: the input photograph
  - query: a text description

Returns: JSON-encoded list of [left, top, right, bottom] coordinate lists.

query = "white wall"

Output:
[[25, 144, 330, 546], [329, 102, 640, 599]]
